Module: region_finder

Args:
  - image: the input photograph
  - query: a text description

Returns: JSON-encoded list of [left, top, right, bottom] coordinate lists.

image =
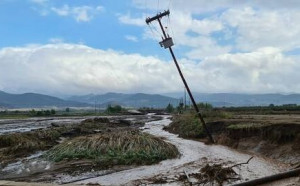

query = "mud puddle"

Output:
[[78, 116, 285, 185]]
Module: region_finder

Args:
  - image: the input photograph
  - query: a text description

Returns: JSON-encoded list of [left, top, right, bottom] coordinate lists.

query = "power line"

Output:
[[145, 10, 215, 144]]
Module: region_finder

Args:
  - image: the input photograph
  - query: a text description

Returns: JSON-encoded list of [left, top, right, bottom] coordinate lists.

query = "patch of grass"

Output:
[[0, 133, 46, 152], [165, 110, 232, 139], [0, 127, 69, 164], [166, 113, 205, 138], [227, 123, 265, 130], [201, 110, 233, 120], [0, 115, 30, 119], [44, 130, 179, 166]]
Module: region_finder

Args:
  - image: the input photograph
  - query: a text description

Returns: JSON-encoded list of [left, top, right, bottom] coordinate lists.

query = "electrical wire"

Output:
[[148, 23, 163, 39], [168, 0, 172, 9], [167, 14, 176, 44]]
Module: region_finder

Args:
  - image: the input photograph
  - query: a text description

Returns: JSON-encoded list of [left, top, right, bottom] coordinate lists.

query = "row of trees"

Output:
[[165, 102, 213, 113], [105, 104, 123, 113], [29, 109, 56, 116]]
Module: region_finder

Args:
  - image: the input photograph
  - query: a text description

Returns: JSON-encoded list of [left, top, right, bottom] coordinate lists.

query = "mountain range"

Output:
[[0, 91, 89, 109], [0, 90, 299, 109], [68, 92, 179, 108]]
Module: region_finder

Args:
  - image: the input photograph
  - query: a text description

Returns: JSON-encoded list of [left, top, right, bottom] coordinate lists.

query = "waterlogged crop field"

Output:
[[0, 115, 179, 183], [0, 113, 291, 185]]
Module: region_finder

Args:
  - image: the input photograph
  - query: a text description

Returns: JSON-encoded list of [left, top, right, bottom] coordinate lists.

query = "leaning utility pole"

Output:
[[146, 10, 214, 143]]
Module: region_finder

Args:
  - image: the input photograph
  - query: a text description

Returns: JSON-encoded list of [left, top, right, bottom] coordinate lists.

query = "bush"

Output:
[[106, 104, 123, 113], [166, 112, 205, 138], [165, 103, 174, 113]]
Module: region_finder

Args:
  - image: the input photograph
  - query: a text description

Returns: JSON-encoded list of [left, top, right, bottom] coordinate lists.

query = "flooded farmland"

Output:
[[0, 115, 290, 185]]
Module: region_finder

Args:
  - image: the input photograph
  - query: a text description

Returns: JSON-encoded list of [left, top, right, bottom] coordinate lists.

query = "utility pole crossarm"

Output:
[[145, 10, 170, 24]]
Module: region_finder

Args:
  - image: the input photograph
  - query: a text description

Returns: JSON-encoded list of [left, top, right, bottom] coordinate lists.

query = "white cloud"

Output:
[[49, 38, 64, 43], [221, 7, 300, 51], [30, 0, 48, 5], [72, 6, 92, 22], [119, 10, 229, 59], [0, 44, 299, 95], [194, 47, 300, 93], [125, 35, 138, 42], [132, 0, 300, 14], [0, 44, 179, 95], [30, 0, 49, 16], [118, 14, 145, 26], [50, 5, 104, 22], [123, 1, 300, 61], [51, 5, 69, 16]]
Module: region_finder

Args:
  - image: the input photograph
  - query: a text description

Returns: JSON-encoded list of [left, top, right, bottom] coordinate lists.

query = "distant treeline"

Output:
[[0, 107, 84, 118], [223, 104, 300, 112]]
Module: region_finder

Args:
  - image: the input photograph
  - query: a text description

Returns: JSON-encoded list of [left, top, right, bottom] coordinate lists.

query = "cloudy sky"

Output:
[[1, 0, 300, 96]]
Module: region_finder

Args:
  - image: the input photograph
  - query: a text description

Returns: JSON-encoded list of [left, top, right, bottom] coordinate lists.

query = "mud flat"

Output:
[[0, 117, 89, 135]]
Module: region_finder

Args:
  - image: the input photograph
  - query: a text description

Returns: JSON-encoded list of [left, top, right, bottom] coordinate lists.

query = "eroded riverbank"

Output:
[[78, 116, 285, 185]]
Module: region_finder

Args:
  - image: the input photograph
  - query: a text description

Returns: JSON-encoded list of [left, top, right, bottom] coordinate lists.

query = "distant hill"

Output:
[[0, 91, 90, 108], [191, 93, 300, 107], [68, 92, 179, 108], [1, 90, 299, 109]]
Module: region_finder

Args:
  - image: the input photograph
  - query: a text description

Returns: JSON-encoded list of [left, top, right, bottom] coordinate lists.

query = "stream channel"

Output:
[[78, 116, 285, 185]]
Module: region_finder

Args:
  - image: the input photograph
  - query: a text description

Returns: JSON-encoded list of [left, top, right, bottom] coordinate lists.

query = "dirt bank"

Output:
[[166, 113, 300, 166], [214, 123, 300, 165]]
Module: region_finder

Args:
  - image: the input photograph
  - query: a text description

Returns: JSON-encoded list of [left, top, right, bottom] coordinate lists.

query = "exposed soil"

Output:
[[166, 113, 300, 166]]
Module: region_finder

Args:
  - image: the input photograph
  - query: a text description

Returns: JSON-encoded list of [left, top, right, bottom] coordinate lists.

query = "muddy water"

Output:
[[78, 116, 284, 185], [0, 117, 91, 135]]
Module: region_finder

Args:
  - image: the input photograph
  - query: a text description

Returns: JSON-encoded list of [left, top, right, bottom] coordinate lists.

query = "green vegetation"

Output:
[[105, 104, 124, 114], [0, 108, 108, 119], [168, 112, 205, 138], [227, 123, 265, 130], [0, 128, 65, 164], [1, 116, 177, 167], [44, 130, 179, 166], [165, 103, 175, 113], [197, 102, 213, 110], [165, 103, 233, 138], [0, 117, 122, 163], [30, 109, 56, 116], [225, 104, 300, 114], [167, 104, 300, 146]]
